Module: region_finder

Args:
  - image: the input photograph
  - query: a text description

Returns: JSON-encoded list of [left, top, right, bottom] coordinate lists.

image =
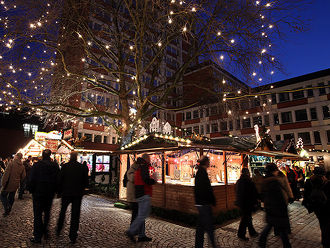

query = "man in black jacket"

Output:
[[27, 149, 60, 243], [56, 151, 89, 244], [194, 156, 217, 248]]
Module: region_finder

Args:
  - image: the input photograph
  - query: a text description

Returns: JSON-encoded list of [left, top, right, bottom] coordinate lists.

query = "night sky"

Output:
[[271, 0, 330, 83]]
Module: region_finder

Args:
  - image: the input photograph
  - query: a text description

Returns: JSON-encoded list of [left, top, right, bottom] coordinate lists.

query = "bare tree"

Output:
[[0, 0, 306, 136]]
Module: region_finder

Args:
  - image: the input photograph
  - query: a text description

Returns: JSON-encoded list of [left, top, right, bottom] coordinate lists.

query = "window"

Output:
[[273, 114, 279, 125], [23, 123, 38, 137], [253, 97, 260, 107], [185, 127, 192, 136], [236, 119, 241, 130], [318, 82, 326, 95], [281, 111, 292, 123], [284, 133, 294, 141], [314, 131, 321, 144], [229, 121, 233, 131], [84, 133, 92, 142], [94, 135, 102, 143], [200, 125, 204, 135], [206, 124, 210, 134], [295, 109, 308, 122], [211, 123, 219, 133], [193, 126, 199, 134], [253, 116, 262, 126], [327, 130, 330, 143], [205, 108, 209, 117], [279, 92, 290, 102], [323, 106, 329, 119], [271, 94, 277, 104], [298, 132, 311, 145], [292, 88, 304, 99], [85, 117, 93, 123], [186, 112, 191, 120], [242, 118, 251, 128], [199, 110, 204, 118], [220, 121, 227, 131], [210, 106, 217, 115], [310, 108, 318, 120], [193, 110, 199, 119], [276, 135, 281, 141], [103, 136, 108, 144], [264, 115, 270, 126], [112, 137, 116, 144], [306, 85, 314, 97]]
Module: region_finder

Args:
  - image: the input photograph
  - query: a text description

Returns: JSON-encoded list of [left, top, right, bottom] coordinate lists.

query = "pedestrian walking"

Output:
[[1, 153, 25, 217], [286, 165, 299, 200], [194, 156, 217, 248], [0, 157, 6, 186], [252, 168, 264, 196], [125, 154, 156, 243], [27, 149, 60, 243], [235, 167, 258, 241], [18, 155, 32, 199], [258, 163, 292, 248], [126, 158, 142, 224], [303, 166, 330, 248], [56, 151, 89, 244]]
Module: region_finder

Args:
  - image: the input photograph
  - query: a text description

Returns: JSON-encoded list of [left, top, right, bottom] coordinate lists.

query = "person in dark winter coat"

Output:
[[259, 163, 292, 248], [303, 167, 330, 248], [126, 154, 156, 243], [194, 156, 217, 248], [286, 165, 299, 200], [18, 155, 32, 199], [27, 149, 59, 243], [236, 168, 258, 241], [1, 153, 25, 217], [56, 151, 89, 244]]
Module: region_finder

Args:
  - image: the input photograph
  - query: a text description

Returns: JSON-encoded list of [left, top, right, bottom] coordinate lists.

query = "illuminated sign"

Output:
[[35, 131, 62, 141]]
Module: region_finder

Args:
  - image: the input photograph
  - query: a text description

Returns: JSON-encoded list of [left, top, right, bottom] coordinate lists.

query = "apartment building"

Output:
[[177, 68, 330, 168]]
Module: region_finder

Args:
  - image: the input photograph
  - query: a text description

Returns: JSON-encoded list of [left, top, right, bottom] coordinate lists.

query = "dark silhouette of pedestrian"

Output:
[[56, 151, 89, 244], [258, 163, 291, 248], [18, 155, 32, 199], [27, 149, 59, 243], [303, 166, 330, 248], [1, 153, 25, 217], [286, 165, 299, 200], [236, 167, 258, 241], [194, 156, 218, 248], [125, 154, 156, 243]]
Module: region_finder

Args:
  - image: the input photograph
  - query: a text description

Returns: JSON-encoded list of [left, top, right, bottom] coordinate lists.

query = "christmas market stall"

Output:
[[118, 119, 247, 215]]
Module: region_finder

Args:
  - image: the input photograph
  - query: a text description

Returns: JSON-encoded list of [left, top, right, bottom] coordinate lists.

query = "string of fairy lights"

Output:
[[0, 0, 311, 133]]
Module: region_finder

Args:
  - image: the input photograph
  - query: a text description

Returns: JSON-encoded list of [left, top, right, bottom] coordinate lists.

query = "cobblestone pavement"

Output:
[[0, 194, 322, 248]]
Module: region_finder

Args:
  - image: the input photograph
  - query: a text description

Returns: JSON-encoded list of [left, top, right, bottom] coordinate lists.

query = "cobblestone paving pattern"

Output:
[[0, 194, 322, 248]]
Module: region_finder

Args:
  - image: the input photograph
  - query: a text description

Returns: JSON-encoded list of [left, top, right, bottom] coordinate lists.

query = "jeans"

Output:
[[238, 209, 257, 237], [259, 223, 291, 248], [1, 191, 16, 213], [128, 195, 151, 238], [57, 196, 83, 241], [195, 205, 216, 248], [130, 202, 138, 224], [32, 195, 54, 240]]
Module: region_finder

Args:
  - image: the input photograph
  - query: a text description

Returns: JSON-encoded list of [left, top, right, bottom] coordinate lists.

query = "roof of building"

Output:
[[254, 68, 330, 91]]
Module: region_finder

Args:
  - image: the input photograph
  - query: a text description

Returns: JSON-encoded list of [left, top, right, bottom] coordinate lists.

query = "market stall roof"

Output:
[[119, 134, 240, 154]]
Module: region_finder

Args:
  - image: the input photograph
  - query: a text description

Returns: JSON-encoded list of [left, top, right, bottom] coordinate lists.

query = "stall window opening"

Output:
[[84, 133, 92, 142], [94, 135, 102, 143]]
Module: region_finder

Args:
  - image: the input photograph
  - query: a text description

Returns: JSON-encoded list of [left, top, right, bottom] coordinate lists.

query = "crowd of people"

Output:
[[0, 150, 89, 244], [1, 151, 330, 248]]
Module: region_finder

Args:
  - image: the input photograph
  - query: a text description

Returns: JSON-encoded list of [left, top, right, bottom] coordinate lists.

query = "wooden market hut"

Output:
[[118, 134, 251, 215]]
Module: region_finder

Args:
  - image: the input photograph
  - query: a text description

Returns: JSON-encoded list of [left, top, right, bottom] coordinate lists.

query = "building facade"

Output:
[[177, 69, 330, 169]]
